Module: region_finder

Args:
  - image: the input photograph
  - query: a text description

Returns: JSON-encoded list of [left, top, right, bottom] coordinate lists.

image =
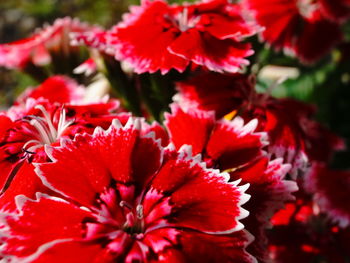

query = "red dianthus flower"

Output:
[[244, 0, 343, 63], [306, 163, 350, 228], [110, 0, 258, 74], [0, 77, 127, 208], [164, 104, 297, 261], [0, 17, 95, 72], [174, 72, 345, 176], [0, 118, 253, 262]]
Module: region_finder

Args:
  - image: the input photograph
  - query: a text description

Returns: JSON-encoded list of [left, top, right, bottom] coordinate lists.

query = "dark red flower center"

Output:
[[84, 187, 148, 245]]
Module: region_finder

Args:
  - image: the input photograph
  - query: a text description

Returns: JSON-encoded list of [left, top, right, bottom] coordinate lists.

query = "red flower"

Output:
[[270, 192, 314, 227], [0, 100, 126, 206], [268, 191, 350, 263], [110, 0, 258, 74], [164, 104, 297, 261], [174, 72, 345, 176], [5, 75, 121, 120], [319, 0, 350, 22], [301, 119, 345, 163], [0, 17, 93, 70], [240, 97, 344, 176], [268, 223, 350, 263], [174, 72, 308, 174], [254, 98, 311, 176], [230, 157, 297, 261], [175, 72, 253, 118], [245, 0, 343, 63], [0, 78, 127, 204], [306, 163, 350, 228], [15, 76, 85, 105], [0, 119, 253, 262], [165, 104, 266, 169], [71, 28, 115, 55]]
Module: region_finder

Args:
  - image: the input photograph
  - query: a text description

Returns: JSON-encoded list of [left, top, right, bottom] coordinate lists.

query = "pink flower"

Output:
[[244, 0, 343, 63], [110, 0, 258, 74], [0, 119, 253, 262]]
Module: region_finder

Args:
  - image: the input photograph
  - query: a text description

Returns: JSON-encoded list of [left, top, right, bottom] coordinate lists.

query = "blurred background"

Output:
[[0, 0, 131, 104], [1, 0, 350, 168]]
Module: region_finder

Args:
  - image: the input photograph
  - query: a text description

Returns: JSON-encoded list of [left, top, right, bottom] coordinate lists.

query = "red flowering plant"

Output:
[[1, 0, 350, 262]]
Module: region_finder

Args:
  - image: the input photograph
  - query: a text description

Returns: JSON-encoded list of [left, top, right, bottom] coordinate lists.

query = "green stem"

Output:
[[101, 55, 142, 116], [22, 62, 50, 82], [138, 73, 177, 122]]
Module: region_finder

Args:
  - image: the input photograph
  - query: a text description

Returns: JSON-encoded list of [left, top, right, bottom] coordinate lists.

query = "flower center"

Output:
[[120, 201, 145, 235], [22, 105, 73, 153], [85, 187, 147, 243], [177, 8, 201, 32], [297, 0, 318, 19], [163, 8, 200, 32]]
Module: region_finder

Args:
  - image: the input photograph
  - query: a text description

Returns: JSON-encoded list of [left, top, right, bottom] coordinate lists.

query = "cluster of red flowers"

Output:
[[0, 0, 349, 262]]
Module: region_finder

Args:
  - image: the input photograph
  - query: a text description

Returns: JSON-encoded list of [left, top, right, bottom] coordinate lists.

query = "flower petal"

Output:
[[165, 104, 215, 155], [245, 0, 343, 63], [29, 241, 104, 263], [36, 119, 163, 207], [111, 0, 188, 74], [231, 157, 297, 261], [178, 229, 256, 263], [175, 72, 253, 118], [0, 163, 46, 212], [17, 76, 85, 105], [206, 117, 266, 170], [319, 0, 350, 22], [169, 29, 252, 73], [306, 163, 350, 228], [150, 146, 250, 234], [1, 193, 92, 259]]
